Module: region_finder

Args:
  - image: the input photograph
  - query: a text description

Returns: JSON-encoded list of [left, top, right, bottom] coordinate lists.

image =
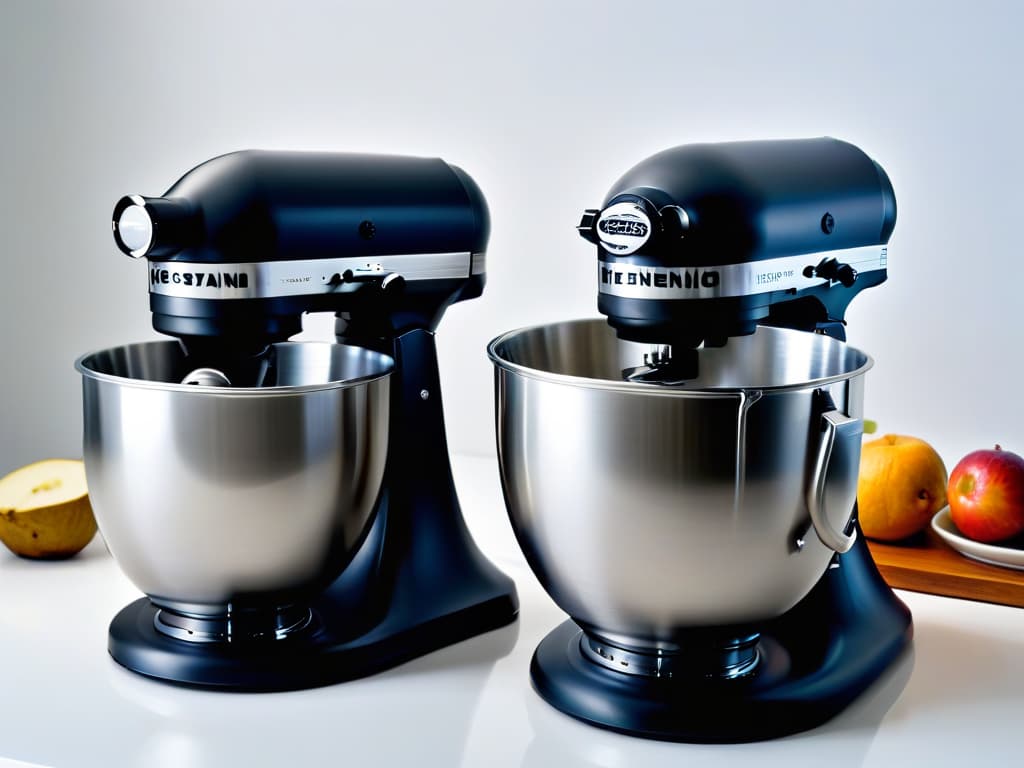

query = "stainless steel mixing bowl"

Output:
[[489, 319, 870, 645], [76, 341, 392, 619]]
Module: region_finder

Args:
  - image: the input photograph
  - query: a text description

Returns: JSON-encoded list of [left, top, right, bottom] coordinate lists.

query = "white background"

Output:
[[1, 0, 1022, 475]]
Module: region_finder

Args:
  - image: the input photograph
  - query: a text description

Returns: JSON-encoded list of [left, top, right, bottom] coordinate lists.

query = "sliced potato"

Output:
[[0, 459, 97, 559]]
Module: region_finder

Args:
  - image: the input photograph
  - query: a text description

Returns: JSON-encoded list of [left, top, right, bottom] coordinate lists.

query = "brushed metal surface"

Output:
[[488, 319, 870, 641], [76, 341, 392, 615]]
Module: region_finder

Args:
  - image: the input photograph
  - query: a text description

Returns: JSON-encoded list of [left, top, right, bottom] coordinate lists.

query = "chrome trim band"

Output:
[[579, 631, 761, 679], [471, 251, 486, 275], [153, 604, 313, 643], [148, 251, 474, 300], [598, 245, 887, 300]]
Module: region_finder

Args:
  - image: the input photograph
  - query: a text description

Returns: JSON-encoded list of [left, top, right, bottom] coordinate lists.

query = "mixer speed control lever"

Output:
[[338, 268, 406, 299], [577, 209, 600, 243], [803, 258, 858, 288]]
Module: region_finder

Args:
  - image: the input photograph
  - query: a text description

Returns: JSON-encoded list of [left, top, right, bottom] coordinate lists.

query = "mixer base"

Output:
[[532, 616, 908, 743], [530, 533, 913, 742], [109, 583, 517, 691], [107, 479, 520, 690]]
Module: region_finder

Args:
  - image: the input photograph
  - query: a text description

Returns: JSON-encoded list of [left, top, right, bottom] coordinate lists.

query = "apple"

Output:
[[948, 445, 1024, 543]]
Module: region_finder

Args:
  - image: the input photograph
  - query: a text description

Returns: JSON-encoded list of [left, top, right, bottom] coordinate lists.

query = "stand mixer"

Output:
[[78, 150, 518, 690], [489, 137, 912, 741]]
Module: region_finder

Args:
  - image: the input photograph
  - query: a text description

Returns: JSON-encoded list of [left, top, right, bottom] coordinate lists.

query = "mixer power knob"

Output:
[[658, 205, 690, 239]]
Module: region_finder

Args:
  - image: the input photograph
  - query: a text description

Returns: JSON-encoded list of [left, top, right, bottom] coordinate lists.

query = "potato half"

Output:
[[0, 459, 97, 559]]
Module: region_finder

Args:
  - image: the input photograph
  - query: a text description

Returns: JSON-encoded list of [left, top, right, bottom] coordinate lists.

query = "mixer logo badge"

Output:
[[598, 218, 649, 238], [595, 202, 653, 256], [150, 268, 250, 290]]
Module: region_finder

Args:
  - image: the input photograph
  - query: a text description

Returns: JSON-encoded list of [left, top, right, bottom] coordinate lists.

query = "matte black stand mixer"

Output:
[[489, 138, 912, 741], [78, 150, 517, 690]]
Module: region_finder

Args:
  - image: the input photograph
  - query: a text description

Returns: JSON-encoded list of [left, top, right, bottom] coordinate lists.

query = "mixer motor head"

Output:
[[577, 138, 896, 368], [112, 150, 490, 380]]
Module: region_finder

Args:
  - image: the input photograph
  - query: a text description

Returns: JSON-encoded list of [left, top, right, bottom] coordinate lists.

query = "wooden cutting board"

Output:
[[866, 529, 1024, 608]]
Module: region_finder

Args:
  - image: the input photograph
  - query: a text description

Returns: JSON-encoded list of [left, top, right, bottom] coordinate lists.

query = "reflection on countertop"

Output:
[[0, 455, 1021, 767]]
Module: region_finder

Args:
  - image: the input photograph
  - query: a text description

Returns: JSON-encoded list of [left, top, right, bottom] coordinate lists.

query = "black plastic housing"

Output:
[[113, 150, 489, 344], [580, 138, 896, 345], [116, 150, 489, 263], [599, 137, 894, 264]]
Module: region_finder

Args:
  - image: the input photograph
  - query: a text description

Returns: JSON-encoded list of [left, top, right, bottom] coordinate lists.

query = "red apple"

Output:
[[948, 445, 1024, 543]]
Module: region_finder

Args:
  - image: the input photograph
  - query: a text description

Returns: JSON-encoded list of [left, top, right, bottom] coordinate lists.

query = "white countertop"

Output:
[[0, 453, 1021, 767]]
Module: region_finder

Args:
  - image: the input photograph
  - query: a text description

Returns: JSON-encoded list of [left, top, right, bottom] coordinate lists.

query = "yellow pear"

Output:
[[0, 459, 97, 559], [858, 435, 948, 541]]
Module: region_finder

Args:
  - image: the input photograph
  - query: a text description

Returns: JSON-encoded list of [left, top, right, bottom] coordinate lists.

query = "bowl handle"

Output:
[[807, 391, 863, 553]]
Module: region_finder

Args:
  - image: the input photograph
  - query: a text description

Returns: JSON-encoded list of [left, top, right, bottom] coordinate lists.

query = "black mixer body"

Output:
[[105, 150, 518, 689], [578, 137, 896, 348], [113, 150, 489, 347], [520, 138, 913, 741]]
